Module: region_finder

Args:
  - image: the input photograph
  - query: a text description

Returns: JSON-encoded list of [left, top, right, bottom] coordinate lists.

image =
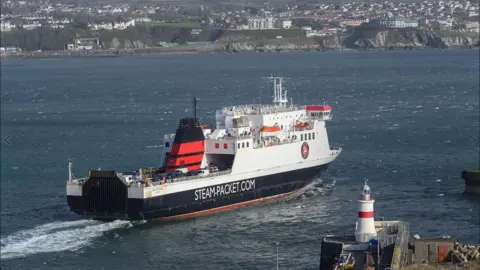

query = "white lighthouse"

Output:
[[354, 180, 377, 243]]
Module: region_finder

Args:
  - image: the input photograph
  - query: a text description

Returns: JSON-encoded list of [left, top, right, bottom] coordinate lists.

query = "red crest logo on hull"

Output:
[[301, 142, 309, 159]]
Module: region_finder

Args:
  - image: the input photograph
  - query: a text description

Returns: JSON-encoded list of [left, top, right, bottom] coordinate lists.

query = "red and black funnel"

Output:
[[164, 99, 206, 172]]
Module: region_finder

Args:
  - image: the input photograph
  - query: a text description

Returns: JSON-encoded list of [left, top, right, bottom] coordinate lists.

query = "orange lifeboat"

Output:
[[259, 125, 281, 136], [295, 122, 309, 129], [260, 125, 281, 132]]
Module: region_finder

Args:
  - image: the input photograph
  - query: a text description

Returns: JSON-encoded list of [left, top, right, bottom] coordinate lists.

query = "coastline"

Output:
[[1, 44, 478, 60]]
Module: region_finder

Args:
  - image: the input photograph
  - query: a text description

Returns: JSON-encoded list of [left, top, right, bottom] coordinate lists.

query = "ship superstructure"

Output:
[[66, 77, 342, 220]]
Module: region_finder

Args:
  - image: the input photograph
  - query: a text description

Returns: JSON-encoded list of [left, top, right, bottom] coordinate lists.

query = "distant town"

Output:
[[1, 0, 479, 54]]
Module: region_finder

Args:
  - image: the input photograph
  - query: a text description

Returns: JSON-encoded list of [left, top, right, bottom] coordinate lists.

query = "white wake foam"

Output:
[[0, 219, 132, 260]]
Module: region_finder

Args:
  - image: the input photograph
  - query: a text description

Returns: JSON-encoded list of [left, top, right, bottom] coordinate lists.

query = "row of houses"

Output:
[[0, 18, 137, 32], [89, 19, 136, 30], [239, 15, 478, 33]]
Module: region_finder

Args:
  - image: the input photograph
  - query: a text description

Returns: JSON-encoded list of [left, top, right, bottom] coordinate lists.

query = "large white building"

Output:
[[247, 17, 275, 30], [370, 17, 419, 28]]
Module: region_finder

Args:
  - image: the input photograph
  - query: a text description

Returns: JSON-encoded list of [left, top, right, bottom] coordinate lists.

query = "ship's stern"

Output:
[[66, 180, 84, 215], [66, 170, 144, 220]]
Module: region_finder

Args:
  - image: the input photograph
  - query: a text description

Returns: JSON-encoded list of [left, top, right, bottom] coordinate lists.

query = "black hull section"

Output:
[[462, 169, 480, 195], [67, 163, 331, 220]]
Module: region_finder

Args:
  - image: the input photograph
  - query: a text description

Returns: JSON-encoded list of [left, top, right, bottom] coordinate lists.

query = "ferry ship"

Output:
[[66, 77, 342, 220]]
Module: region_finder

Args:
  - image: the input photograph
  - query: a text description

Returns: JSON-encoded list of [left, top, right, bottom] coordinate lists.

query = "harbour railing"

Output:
[[68, 170, 233, 187], [219, 104, 303, 116], [67, 177, 88, 184], [390, 221, 410, 270], [149, 169, 232, 186]]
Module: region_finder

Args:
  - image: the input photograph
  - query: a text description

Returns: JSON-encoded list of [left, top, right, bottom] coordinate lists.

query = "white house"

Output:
[[282, 20, 292, 29], [0, 21, 15, 31]]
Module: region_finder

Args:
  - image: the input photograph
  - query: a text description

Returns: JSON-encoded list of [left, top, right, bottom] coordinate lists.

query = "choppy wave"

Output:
[[293, 178, 337, 201], [0, 219, 135, 260]]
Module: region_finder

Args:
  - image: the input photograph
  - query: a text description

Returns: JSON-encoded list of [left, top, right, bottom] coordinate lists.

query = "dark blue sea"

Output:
[[1, 50, 479, 269]]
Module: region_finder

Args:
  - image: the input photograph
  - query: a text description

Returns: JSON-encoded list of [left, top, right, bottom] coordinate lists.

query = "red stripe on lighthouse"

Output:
[[358, 211, 374, 218]]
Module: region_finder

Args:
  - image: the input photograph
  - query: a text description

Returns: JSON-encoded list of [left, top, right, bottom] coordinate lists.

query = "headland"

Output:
[[1, 25, 479, 60]]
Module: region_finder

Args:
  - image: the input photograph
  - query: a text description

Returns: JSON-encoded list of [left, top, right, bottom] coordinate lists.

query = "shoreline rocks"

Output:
[[449, 242, 480, 265]]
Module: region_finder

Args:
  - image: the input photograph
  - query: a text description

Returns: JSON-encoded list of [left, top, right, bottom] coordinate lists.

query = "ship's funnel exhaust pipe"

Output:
[[193, 96, 197, 119]]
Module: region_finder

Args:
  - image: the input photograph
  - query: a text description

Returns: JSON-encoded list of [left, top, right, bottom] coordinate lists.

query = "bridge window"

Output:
[[312, 133, 315, 139], [215, 143, 219, 149], [165, 142, 170, 147], [301, 134, 304, 141], [246, 142, 249, 147], [308, 133, 311, 140], [224, 143, 228, 149], [242, 142, 245, 148]]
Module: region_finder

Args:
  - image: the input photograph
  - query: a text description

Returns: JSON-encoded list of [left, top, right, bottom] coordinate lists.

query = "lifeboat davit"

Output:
[[260, 125, 281, 137]]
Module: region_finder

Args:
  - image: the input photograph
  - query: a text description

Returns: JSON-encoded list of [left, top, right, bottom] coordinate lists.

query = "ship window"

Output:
[[312, 133, 315, 139], [242, 142, 245, 148], [165, 142, 170, 147], [308, 133, 311, 140], [301, 134, 303, 141], [215, 143, 219, 149], [224, 143, 228, 149], [246, 142, 249, 147], [238, 143, 240, 148]]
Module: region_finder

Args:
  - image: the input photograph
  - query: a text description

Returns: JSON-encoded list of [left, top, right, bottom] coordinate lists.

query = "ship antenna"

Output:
[[263, 76, 289, 107], [68, 159, 72, 182], [193, 96, 197, 119]]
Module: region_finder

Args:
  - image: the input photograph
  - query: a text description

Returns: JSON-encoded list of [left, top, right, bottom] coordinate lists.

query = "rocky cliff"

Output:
[[214, 28, 479, 52], [1, 25, 478, 52], [345, 27, 479, 49]]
